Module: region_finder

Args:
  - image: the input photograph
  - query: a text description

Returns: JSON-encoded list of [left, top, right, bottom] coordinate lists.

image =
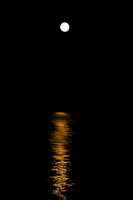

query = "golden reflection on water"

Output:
[[49, 112, 74, 200]]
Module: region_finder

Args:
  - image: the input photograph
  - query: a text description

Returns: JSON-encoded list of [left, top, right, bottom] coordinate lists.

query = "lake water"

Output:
[[39, 112, 80, 200], [5, 109, 117, 199], [26, 110, 115, 199]]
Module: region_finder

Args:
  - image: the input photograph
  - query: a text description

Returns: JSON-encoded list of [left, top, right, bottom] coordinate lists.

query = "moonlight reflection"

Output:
[[48, 112, 74, 199]]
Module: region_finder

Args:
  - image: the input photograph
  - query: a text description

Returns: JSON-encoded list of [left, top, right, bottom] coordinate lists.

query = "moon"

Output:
[[60, 22, 70, 32]]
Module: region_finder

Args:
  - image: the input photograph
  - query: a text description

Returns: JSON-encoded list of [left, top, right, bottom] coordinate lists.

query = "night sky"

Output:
[[3, 1, 118, 112]]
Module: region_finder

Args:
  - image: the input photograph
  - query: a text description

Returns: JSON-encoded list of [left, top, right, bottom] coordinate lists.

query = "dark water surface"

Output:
[[38, 111, 116, 199], [6, 109, 119, 199]]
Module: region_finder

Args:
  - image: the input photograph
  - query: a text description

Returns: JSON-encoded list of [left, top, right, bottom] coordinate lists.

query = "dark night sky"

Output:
[[24, 2, 113, 112], [2, 1, 120, 114], [2, 0, 120, 129]]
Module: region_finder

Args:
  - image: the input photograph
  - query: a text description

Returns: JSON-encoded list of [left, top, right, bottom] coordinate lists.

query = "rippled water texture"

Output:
[[48, 112, 76, 200]]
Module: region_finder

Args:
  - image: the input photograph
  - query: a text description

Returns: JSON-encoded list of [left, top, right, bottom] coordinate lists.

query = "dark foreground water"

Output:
[[5, 110, 121, 199], [37, 111, 121, 199]]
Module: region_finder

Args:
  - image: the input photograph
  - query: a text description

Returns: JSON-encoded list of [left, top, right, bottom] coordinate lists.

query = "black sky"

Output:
[[2, 1, 119, 114]]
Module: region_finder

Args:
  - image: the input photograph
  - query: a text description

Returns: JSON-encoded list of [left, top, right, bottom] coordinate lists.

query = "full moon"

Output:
[[60, 22, 70, 32]]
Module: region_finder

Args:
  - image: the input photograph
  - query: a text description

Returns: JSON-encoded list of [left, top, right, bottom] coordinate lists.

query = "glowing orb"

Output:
[[60, 22, 70, 32]]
